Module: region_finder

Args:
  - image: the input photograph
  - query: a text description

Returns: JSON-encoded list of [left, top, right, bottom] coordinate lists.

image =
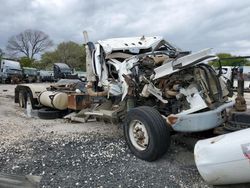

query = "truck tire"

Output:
[[18, 90, 26, 108], [123, 106, 171, 161], [37, 108, 62, 119], [17, 88, 36, 109]]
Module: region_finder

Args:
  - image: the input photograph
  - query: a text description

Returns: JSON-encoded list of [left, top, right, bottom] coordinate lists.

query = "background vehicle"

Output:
[[74, 71, 87, 81], [217, 56, 250, 90], [53, 63, 78, 80], [37, 70, 54, 82], [14, 79, 86, 109], [0, 59, 22, 83], [22, 67, 38, 83]]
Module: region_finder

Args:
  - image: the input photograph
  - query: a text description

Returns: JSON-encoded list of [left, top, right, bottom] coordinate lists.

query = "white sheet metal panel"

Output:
[[194, 128, 250, 185], [97, 36, 163, 54], [94, 44, 102, 77], [172, 48, 212, 68], [154, 48, 214, 80], [18, 83, 50, 98], [85, 45, 96, 82]]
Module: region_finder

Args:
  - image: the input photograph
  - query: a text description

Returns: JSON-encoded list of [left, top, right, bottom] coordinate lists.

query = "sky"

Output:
[[0, 0, 250, 56]]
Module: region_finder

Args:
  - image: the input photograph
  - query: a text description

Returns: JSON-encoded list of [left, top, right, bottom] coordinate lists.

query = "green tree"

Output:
[[39, 51, 59, 69], [19, 57, 33, 67], [209, 53, 250, 67], [57, 42, 86, 70], [40, 41, 86, 71]]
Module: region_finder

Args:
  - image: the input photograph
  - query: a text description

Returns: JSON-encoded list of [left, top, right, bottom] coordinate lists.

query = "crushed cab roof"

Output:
[[97, 36, 164, 54]]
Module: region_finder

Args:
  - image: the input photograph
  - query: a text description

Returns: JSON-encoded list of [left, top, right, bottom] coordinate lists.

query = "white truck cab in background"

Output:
[[0, 59, 22, 83]]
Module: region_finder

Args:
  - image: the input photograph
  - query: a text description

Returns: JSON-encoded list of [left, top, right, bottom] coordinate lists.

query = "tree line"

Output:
[[209, 53, 250, 67], [1, 29, 86, 71]]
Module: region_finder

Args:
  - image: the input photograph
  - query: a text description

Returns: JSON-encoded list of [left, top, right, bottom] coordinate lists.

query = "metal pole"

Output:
[[238, 66, 244, 96]]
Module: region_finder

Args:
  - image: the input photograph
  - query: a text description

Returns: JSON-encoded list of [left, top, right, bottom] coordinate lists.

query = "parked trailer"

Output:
[[15, 83, 50, 108], [15, 79, 86, 109]]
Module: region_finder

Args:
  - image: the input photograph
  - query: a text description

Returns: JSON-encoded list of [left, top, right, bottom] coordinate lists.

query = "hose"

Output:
[[86, 82, 107, 97]]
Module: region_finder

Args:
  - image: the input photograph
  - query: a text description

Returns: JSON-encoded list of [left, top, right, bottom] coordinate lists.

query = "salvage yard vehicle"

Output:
[[14, 79, 85, 109], [14, 34, 235, 161], [0, 59, 22, 83], [216, 56, 250, 91], [15, 82, 51, 108], [22, 67, 38, 83], [53, 63, 78, 80], [80, 34, 234, 161], [37, 70, 54, 82]]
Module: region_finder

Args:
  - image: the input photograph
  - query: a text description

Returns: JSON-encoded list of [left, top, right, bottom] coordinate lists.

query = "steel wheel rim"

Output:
[[128, 120, 149, 151]]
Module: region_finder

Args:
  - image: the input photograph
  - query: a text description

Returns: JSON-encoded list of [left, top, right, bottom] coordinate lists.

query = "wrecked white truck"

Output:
[[82, 35, 234, 161], [15, 35, 234, 161]]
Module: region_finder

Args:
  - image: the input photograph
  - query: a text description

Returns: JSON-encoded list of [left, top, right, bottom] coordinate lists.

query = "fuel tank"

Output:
[[38, 91, 68, 110], [194, 128, 250, 185]]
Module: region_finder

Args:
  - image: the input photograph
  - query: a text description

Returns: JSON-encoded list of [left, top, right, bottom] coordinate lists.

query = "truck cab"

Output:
[[53, 63, 78, 80], [84, 35, 234, 161], [37, 70, 54, 82], [22, 67, 38, 83], [0, 59, 22, 83]]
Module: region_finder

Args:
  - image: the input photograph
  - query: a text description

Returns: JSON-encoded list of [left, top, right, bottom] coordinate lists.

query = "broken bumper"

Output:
[[169, 101, 235, 132]]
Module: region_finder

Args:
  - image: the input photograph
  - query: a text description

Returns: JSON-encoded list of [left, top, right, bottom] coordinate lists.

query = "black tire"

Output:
[[123, 106, 171, 161], [18, 90, 26, 108], [38, 108, 62, 119], [17, 88, 36, 109], [26, 90, 37, 109]]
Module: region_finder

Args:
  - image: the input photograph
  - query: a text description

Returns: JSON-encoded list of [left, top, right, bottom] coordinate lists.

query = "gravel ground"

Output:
[[0, 84, 249, 188]]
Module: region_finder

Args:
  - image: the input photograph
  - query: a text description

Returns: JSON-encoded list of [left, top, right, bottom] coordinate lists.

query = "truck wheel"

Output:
[[37, 108, 61, 119], [18, 89, 36, 109], [123, 106, 171, 161], [18, 90, 26, 108]]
